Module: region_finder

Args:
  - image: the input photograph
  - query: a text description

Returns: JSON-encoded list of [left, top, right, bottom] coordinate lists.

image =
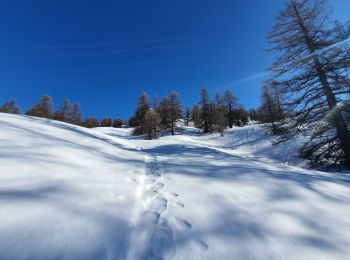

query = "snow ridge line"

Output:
[[127, 153, 175, 260]]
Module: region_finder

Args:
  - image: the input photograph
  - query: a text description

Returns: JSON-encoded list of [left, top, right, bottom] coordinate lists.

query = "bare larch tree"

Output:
[[267, 0, 350, 167]]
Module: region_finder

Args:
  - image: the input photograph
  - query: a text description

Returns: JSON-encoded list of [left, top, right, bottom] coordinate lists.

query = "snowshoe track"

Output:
[[127, 154, 175, 260]]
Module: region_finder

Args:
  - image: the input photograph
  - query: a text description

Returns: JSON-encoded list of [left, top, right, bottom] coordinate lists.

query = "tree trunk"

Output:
[[171, 113, 174, 135], [229, 109, 233, 128], [266, 92, 277, 134], [272, 83, 283, 118]]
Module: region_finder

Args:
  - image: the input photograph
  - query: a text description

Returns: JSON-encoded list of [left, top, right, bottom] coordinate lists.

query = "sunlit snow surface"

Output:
[[1, 113, 350, 259]]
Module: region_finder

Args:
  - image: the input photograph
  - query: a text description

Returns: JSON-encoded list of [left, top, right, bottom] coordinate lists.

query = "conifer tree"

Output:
[[26, 95, 53, 119], [0, 99, 21, 114], [223, 89, 238, 128], [113, 118, 124, 128], [143, 109, 161, 140], [158, 96, 171, 130], [200, 88, 212, 133], [54, 99, 71, 122], [71, 103, 82, 125], [84, 117, 100, 128], [133, 92, 150, 135], [153, 95, 159, 110], [213, 92, 227, 136], [267, 0, 350, 166], [191, 104, 202, 128], [184, 107, 191, 126], [168, 92, 182, 135], [101, 117, 112, 127]]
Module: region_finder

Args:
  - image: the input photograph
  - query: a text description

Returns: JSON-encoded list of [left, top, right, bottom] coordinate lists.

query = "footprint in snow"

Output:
[[146, 197, 168, 215], [177, 218, 192, 230], [176, 202, 185, 208], [143, 211, 160, 224], [143, 190, 159, 198], [152, 182, 165, 191], [144, 178, 156, 185], [196, 240, 209, 250]]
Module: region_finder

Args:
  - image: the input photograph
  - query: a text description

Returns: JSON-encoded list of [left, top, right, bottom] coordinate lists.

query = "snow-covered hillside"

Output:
[[1, 113, 350, 260]]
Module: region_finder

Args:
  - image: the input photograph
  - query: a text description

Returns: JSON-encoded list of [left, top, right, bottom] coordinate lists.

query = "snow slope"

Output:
[[160, 124, 307, 166], [1, 113, 350, 259]]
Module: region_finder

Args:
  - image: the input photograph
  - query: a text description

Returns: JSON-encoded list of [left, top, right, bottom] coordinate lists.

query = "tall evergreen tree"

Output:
[[143, 109, 161, 140], [200, 88, 212, 133], [191, 104, 202, 128], [223, 89, 238, 128], [158, 96, 171, 130], [71, 103, 82, 125], [213, 92, 227, 136], [168, 92, 182, 135], [133, 92, 150, 135], [113, 118, 124, 128], [54, 99, 71, 122], [184, 107, 191, 126], [153, 95, 159, 110], [26, 95, 53, 118], [267, 0, 350, 167]]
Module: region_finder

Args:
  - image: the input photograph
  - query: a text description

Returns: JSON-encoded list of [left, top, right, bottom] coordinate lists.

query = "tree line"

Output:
[[0, 95, 125, 128], [129, 88, 249, 139]]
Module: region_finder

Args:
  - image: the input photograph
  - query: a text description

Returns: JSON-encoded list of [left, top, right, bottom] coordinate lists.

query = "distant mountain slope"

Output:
[[1, 113, 350, 260]]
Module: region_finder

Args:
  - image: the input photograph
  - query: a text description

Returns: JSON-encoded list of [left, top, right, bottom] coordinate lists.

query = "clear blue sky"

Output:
[[0, 0, 349, 119]]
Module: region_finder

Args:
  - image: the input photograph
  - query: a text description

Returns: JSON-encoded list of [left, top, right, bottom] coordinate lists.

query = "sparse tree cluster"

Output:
[[130, 91, 183, 139], [53, 99, 82, 125], [0, 95, 127, 130], [23, 95, 83, 126], [257, 82, 286, 134], [191, 88, 248, 135], [129, 89, 249, 139]]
